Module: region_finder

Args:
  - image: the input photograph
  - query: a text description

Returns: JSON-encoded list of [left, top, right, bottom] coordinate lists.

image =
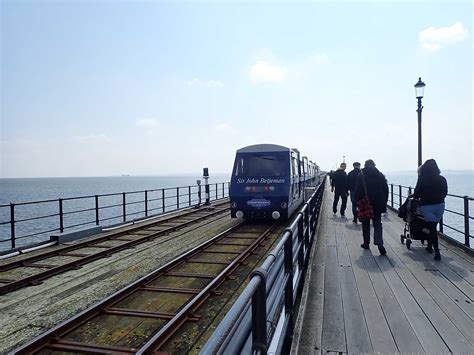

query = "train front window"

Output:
[[235, 155, 287, 177]]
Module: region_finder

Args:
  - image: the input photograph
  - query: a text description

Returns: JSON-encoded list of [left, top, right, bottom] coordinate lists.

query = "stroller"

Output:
[[398, 196, 430, 249]]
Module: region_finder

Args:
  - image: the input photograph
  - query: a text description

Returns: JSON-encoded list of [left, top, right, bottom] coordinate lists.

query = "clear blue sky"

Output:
[[1, 0, 472, 177]]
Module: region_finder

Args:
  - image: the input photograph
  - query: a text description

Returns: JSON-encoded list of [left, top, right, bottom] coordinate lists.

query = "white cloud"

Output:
[[250, 60, 288, 84], [419, 22, 468, 52], [136, 118, 160, 128], [72, 134, 112, 144], [186, 78, 224, 88], [214, 123, 235, 133]]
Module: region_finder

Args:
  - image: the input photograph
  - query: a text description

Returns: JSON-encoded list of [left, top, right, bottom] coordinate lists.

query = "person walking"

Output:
[[331, 163, 348, 217], [347, 162, 361, 223], [355, 159, 388, 255], [413, 159, 447, 260]]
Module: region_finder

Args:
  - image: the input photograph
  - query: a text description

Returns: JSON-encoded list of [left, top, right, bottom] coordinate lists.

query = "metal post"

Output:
[[297, 217, 304, 270], [145, 190, 148, 217], [251, 269, 268, 354], [408, 187, 412, 196], [222, 183, 225, 198], [122, 193, 126, 222], [196, 180, 202, 208], [95, 195, 99, 225], [176, 187, 180, 210], [284, 232, 294, 341], [216, 183, 218, 200], [417, 97, 423, 168], [162, 189, 165, 213], [304, 207, 310, 250], [10, 203, 15, 249], [203, 168, 210, 205], [59, 198, 64, 233], [390, 184, 394, 207], [399, 185, 402, 207], [464, 196, 470, 247], [188, 186, 191, 206]]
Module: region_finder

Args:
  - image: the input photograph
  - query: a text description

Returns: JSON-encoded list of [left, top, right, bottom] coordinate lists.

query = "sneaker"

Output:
[[378, 246, 387, 255], [360, 243, 369, 249], [352, 218, 357, 223]]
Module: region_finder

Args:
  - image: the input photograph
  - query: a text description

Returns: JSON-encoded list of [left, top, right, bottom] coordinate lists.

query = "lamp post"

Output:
[[414, 77, 426, 168]]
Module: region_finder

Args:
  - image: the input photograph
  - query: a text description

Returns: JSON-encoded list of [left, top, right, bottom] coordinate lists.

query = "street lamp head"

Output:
[[414, 77, 426, 99]]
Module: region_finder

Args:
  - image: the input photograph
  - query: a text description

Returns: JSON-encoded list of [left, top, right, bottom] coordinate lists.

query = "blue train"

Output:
[[229, 144, 320, 220]]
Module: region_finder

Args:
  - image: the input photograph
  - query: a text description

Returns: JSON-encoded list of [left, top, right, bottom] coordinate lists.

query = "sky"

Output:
[[1, 0, 472, 178]]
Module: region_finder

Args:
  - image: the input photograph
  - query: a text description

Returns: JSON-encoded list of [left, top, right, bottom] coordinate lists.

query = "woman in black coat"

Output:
[[413, 159, 448, 260], [355, 159, 389, 255]]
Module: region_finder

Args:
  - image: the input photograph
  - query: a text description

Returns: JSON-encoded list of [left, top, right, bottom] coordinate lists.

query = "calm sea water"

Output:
[[0, 171, 472, 250]]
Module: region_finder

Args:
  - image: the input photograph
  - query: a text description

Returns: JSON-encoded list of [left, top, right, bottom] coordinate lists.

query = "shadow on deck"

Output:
[[292, 183, 473, 354]]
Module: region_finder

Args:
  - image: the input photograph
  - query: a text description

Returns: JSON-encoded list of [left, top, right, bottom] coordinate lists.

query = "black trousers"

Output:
[[361, 212, 383, 246], [350, 191, 357, 220], [333, 190, 348, 215], [427, 221, 440, 253]]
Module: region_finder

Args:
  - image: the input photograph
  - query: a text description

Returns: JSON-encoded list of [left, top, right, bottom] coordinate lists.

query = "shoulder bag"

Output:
[[356, 172, 374, 219]]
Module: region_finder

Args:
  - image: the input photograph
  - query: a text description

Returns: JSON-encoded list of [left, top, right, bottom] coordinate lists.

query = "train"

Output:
[[229, 144, 321, 220]]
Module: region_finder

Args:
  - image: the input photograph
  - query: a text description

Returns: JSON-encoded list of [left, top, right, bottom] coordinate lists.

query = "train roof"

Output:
[[236, 144, 291, 153]]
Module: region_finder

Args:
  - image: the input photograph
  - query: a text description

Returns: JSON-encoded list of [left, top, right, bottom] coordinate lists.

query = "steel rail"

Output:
[[0, 203, 229, 295], [11, 221, 274, 354], [136, 222, 279, 354]]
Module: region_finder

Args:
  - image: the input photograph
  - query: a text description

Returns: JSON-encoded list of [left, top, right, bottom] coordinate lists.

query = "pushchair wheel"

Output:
[[406, 239, 412, 249], [400, 235, 405, 244]]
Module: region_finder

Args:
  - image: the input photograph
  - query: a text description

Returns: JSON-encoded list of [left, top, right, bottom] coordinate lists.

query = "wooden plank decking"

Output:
[[292, 183, 473, 354]]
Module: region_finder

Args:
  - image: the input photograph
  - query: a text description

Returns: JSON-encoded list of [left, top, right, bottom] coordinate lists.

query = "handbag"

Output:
[[356, 172, 374, 219]]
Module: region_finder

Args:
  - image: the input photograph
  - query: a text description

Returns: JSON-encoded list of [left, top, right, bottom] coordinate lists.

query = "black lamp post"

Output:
[[414, 77, 426, 167]]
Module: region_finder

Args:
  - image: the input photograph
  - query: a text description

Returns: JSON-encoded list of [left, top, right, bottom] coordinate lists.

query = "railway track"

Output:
[[0, 202, 229, 296], [13, 220, 282, 354]]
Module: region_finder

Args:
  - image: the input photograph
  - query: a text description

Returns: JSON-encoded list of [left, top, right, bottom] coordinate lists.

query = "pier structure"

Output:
[[0, 179, 472, 354]]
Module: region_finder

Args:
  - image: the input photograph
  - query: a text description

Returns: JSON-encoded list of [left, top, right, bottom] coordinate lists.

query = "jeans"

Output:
[[333, 190, 348, 215], [361, 212, 383, 246]]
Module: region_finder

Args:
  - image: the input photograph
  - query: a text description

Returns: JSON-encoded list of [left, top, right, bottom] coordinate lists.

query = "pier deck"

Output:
[[293, 183, 473, 354]]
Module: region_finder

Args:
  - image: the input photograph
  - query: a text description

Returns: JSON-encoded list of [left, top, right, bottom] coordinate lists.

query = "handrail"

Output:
[[202, 176, 325, 354], [0, 182, 230, 251], [388, 182, 472, 248]]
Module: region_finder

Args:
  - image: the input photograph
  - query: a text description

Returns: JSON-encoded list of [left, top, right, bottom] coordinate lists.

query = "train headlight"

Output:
[[236, 210, 244, 218], [281, 202, 287, 209], [231, 202, 237, 208], [272, 211, 281, 219]]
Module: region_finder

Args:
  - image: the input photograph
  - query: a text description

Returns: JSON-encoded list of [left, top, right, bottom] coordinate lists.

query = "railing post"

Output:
[[10, 203, 15, 249], [95, 195, 99, 225], [59, 198, 64, 233], [399, 185, 402, 207], [304, 207, 310, 249], [222, 183, 224, 198], [198, 184, 202, 207], [216, 183, 218, 200], [251, 268, 268, 354], [188, 186, 191, 206], [145, 190, 148, 217], [284, 231, 294, 341], [390, 184, 394, 207], [297, 216, 304, 270], [464, 196, 470, 247], [162, 189, 165, 213], [122, 193, 126, 222], [408, 186, 412, 196], [176, 187, 180, 210]]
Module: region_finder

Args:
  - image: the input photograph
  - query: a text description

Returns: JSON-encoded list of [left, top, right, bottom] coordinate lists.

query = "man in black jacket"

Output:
[[347, 162, 361, 223], [355, 159, 389, 255], [331, 163, 348, 217]]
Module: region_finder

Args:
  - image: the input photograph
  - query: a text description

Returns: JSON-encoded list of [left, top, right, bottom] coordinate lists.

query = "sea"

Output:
[[0, 171, 472, 251]]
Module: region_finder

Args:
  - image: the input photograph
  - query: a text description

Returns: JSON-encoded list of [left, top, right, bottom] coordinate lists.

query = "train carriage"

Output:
[[229, 144, 307, 220]]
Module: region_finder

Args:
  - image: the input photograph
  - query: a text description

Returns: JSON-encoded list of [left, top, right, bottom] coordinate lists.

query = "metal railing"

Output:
[[0, 182, 230, 251], [388, 183, 473, 248], [202, 178, 325, 354]]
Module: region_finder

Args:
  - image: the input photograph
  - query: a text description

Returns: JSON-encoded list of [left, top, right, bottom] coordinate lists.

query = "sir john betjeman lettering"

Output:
[[236, 178, 286, 184]]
